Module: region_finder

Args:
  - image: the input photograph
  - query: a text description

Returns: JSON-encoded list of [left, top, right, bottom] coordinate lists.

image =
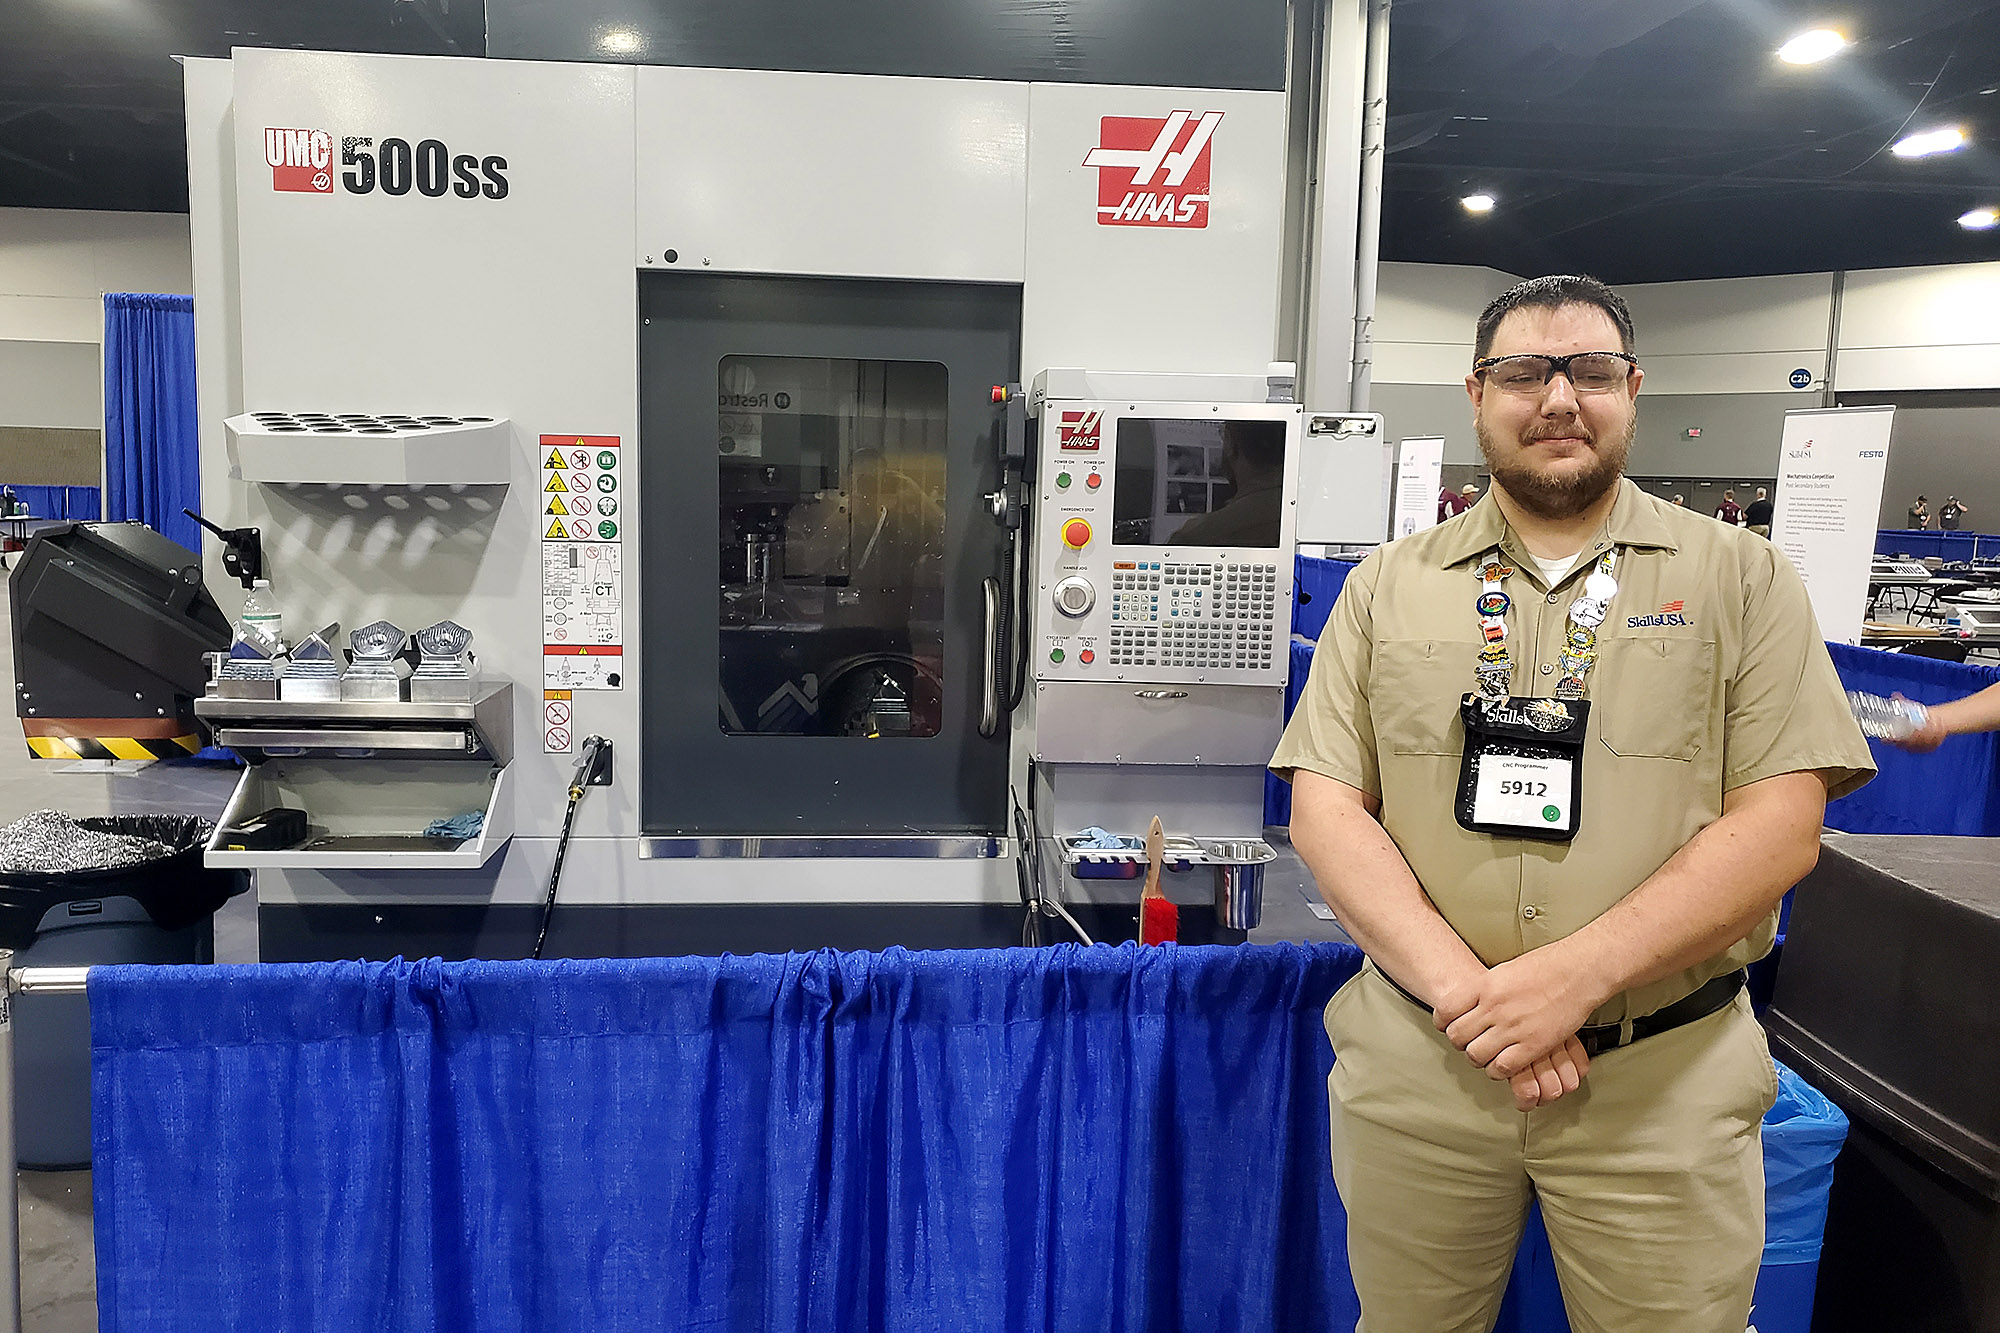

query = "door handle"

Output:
[[980, 577, 1000, 737]]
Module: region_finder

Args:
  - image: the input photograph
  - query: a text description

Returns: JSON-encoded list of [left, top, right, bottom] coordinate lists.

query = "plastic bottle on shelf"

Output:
[[239, 578, 286, 653], [1846, 690, 1928, 741]]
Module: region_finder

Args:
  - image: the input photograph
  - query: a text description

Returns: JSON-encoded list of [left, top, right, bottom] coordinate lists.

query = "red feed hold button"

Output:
[[1062, 518, 1092, 549], [1079, 649, 1095, 665]]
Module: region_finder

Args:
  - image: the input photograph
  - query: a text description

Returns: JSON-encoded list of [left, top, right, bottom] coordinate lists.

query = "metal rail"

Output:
[[0, 954, 91, 1333]]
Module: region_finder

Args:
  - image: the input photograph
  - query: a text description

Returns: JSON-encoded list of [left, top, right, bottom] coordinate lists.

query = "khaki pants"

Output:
[[1325, 967, 1777, 1333]]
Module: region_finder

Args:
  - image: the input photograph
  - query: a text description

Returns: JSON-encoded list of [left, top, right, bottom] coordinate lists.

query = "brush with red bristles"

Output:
[[1138, 815, 1178, 946]]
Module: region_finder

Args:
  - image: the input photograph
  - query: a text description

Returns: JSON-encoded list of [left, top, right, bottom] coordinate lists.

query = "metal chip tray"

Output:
[[195, 682, 512, 763], [1063, 834, 1277, 879]]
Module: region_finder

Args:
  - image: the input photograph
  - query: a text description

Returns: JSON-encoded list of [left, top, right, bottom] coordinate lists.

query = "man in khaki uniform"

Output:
[[1271, 274, 1874, 1333]]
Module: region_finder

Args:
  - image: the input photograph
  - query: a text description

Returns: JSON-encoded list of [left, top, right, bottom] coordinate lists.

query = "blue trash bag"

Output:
[[1762, 1061, 1848, 1264], [1491, 1061, 1848, 1332]]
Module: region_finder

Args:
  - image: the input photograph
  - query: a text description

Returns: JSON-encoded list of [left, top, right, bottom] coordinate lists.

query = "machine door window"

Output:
[[718, 355, 947, 739]]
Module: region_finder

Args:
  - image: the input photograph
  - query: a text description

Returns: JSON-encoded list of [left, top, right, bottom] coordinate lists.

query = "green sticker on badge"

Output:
[[598, 520, 618, 539], [1542, 805, 1561, 822], [598, 451, 617, 469]]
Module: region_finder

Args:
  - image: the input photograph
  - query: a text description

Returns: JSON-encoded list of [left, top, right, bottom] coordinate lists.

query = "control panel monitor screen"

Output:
[[1111, 418, 1286, 548]]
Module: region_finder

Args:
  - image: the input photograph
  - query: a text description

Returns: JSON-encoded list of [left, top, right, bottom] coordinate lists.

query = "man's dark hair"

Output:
[[1474, 274, 1636, 361]]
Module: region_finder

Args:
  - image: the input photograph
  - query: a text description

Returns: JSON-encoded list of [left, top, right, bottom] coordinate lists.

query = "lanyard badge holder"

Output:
[[1454, 551, 1617, 843]]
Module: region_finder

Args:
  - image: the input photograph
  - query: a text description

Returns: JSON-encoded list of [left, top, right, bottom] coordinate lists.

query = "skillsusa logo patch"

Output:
[[1627, 599, 1691, 629], [1058, 411, 1104, 451], [1083, 111, 1221, 228]]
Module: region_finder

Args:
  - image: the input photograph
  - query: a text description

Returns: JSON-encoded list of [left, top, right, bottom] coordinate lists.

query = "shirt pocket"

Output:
[[1371, 638, 1472, 756], [1596, 635, 1717, 761]]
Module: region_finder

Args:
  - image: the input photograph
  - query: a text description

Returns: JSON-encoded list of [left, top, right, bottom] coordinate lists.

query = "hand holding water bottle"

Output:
[[1847, 690, 1945, 752]]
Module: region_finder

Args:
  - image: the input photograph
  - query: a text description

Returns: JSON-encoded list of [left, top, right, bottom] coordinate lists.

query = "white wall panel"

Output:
[[1371, 262, 1519, 386], [0, 341, 99, 429], [1623, 272, 1832, 355], [0, 296, 99, 344], [230, 48, 640, 844], [635, 68, 1028, 283], [1023, 83, 1287, 378], [0, 208, 192, 303], [1631, 350, 1832, 397], [1838, 261, 2000, 390]]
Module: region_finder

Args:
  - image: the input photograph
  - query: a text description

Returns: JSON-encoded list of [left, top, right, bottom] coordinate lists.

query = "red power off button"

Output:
[[1062, 519, 1093, 549]]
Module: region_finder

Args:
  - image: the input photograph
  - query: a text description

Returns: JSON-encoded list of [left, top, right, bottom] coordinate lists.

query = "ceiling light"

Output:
[[1960, 208, 2000, 231], [1461, 194, 1496, 214], [598, 27, 643, 55], [1894, 126, 1967, 158], [1778, 29, 1848, 64]]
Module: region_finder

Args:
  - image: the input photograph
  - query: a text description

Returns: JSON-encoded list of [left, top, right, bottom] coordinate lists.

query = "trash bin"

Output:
[[0, 813, 246, 1168], [1491, 1060, 1847, 1333]]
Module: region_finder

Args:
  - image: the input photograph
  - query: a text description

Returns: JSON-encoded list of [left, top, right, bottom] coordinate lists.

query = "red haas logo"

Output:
[[1058, 410, 1103, 451], [265, 128, 334, 193], [1084, 111, 1222, 228]]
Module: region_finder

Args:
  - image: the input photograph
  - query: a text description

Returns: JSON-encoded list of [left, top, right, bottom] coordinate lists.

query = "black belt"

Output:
[[1379, 967, 1746, 1059]]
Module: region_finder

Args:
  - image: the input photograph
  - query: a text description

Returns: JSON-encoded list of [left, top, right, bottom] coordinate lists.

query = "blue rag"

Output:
[[1073, 826, 1143, 849], [424, 811, 485, 839]]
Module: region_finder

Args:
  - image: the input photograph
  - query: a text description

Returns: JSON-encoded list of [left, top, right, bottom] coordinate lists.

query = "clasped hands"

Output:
[[1430, 952, 1601, 1112]]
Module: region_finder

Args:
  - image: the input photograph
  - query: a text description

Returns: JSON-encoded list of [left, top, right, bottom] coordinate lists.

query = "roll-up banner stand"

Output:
[[1771, 406, 1895, 647], [1391, 437, 1445, 540]]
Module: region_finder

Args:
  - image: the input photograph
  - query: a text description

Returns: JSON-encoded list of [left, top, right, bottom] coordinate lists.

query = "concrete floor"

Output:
[[0, 585, 1349, 1329]]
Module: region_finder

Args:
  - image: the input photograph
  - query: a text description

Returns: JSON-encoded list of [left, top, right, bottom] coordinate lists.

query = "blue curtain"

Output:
[[92, 945, 1364, 1333], [1825, 642, 2000, 835], [102, 293, 200, 553]]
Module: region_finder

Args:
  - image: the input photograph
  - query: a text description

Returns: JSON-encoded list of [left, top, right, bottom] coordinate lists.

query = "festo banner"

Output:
[[1770, 406, 1895, 647]]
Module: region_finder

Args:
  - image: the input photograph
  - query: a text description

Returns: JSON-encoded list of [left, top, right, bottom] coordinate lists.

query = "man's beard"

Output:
[[1475, 417, 1633, 521]]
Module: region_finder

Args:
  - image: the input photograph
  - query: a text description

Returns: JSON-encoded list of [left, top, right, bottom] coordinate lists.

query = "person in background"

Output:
[[1940, 495, 1969, 531], [1274, 272, 1874, 1332], [1744, 487, 1774, 537], [1671, 494, 1685, 506], [1715, 490, 1743, 526], [1439, 483, 1473, 524], [1908, 494, 1930, 529]]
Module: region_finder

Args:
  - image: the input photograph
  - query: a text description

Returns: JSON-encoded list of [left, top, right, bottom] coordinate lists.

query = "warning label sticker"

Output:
[[541, 435, 623, 690], [543, 690, 574, 754]]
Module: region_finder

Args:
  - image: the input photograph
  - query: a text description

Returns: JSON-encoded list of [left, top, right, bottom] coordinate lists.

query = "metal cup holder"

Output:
[[1061, 833, 1277, 930], [1205, 839, 1277, 930]]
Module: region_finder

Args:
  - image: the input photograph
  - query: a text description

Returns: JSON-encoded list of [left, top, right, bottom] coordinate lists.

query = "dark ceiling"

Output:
[[0, 0, 1996, 285]]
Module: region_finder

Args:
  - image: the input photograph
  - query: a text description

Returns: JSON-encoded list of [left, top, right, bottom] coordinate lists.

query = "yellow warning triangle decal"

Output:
[[545, 473, 567, 492], [545, 519, 567, 539], [546, 449, 567, 469], [546, 495, 569, 515]]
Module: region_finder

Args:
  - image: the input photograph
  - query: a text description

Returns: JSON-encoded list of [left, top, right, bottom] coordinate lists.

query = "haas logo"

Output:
[[265, 129, 334, 194], [1058, 410, 1104, 451], [1083, 111, 1221, 228]]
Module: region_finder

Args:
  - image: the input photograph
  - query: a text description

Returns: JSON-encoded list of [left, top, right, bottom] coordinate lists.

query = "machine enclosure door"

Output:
[[639, 274, 1019, 836]]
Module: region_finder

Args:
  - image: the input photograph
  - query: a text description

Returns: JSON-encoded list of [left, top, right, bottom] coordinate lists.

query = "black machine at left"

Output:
[[10, 523, 232, 760]]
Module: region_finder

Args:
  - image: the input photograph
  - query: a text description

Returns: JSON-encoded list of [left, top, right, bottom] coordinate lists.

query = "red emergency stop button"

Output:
[[1079, 649, 1095, 665], [1084, 472, 1102, 490], [1062, 518, 1093, 549]]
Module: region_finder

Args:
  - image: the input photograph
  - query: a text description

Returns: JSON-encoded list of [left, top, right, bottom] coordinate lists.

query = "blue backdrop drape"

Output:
[[1825, 641, 2000, 835], [92, 944, 1365, 1333], [102, 292, 199, 554]]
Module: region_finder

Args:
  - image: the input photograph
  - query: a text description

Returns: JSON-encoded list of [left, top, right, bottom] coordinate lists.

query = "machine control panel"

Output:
[[1029, 395, 1300, 687]]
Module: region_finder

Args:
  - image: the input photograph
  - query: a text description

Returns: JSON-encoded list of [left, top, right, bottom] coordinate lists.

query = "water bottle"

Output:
[[1847, 690, 1928, 741], [239, 578, 286, 653]]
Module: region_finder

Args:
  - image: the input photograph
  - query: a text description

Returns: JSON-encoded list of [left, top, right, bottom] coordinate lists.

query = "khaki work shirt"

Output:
[[1272, 479, 1875, 1025]]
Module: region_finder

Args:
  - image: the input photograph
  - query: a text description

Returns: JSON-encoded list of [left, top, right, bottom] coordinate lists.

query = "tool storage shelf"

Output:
[[195, 684, 513, 870], [224, 412, 512, 486]]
